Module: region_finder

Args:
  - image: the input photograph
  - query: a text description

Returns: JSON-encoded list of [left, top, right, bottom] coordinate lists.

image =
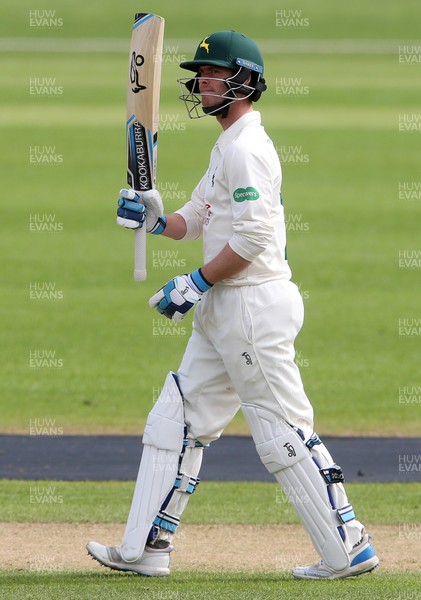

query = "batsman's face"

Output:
[[197, 65, 234, 107]]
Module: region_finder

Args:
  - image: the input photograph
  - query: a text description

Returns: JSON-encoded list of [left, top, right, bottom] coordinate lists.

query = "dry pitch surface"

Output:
[[0, 523, 419, 573]]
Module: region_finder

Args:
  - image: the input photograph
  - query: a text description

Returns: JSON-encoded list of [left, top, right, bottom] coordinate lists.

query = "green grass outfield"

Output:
[[0, 572, 419, 600], [1, 0, 421, 436], [0, 481, 420, 524]]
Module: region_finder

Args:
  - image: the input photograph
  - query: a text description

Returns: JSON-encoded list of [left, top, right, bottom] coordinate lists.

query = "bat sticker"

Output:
[[130, 52, 146, 93]]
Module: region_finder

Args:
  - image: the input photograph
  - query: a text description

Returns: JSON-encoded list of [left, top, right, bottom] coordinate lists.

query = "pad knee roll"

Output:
[[142, 372, 185, 452]]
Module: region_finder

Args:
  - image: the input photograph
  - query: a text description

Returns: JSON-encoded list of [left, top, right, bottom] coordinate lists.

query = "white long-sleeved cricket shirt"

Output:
[[175, 111, 292, 286]]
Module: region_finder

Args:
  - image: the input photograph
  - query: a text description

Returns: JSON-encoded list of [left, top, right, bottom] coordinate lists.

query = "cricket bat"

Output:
[[126, 13, 164, 281]]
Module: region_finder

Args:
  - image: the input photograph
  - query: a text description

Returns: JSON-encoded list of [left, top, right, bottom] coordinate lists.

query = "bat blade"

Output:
[[126, 13, 164, 281]]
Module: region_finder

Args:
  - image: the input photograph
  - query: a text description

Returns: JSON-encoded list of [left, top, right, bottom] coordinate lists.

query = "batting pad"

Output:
[[121, 372, 185, 562], [242, 404, 349, 572]]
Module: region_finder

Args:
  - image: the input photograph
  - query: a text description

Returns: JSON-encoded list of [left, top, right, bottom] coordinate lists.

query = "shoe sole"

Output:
[[293, 557, 380, 580], [87, 548, 170, 577]]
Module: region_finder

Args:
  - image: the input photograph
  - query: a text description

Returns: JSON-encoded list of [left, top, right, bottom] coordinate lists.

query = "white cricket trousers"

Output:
[[178, 279, 315, 445]]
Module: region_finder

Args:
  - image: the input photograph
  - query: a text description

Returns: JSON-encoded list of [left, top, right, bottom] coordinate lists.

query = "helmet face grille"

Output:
[[178, 72, 257, 119]]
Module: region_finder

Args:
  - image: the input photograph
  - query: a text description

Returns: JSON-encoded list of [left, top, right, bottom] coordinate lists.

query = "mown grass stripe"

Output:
[[1, 37, 419, 54]]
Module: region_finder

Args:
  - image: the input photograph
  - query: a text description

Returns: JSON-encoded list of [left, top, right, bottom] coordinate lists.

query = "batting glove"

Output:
[[116, 188, 167, 234], [149, 269, 213, 322]]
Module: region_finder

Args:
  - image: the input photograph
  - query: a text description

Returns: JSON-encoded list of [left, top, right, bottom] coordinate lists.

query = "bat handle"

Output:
[[134, 226, 147, 281]]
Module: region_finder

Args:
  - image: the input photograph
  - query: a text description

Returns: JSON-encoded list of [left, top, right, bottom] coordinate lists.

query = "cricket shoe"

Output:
[[292, 533, 379, 580], [86, 540, 172, 576]]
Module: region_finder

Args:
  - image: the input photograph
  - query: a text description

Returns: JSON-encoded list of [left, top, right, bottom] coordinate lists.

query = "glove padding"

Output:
[[116, 188, 166, 234], [149, 269, 213, 322]]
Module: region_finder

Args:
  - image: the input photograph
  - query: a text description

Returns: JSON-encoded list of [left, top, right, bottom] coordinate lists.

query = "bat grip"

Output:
[[134, 226, 147, 281]]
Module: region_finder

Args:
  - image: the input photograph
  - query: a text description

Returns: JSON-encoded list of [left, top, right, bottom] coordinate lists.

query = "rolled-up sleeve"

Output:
[[224, 143, 275, 262]]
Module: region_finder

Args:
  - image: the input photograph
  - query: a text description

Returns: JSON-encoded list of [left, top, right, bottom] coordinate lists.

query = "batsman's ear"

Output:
[[251, 77, 267, 102]]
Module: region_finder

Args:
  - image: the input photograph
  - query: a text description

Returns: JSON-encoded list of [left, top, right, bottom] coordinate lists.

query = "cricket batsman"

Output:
[[87, 30, 379, 579]]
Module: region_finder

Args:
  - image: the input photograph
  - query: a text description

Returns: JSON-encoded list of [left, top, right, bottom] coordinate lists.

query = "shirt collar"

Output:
[[215, 111, 261, 152]]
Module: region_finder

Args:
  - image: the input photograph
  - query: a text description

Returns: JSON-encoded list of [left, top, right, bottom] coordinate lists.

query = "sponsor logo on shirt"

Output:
[[203, 203, 213, 226], [233, 187, 260, 202]]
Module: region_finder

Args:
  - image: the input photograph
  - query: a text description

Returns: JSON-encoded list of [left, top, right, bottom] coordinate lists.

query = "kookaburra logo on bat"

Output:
[[130, 51, 147, 93]]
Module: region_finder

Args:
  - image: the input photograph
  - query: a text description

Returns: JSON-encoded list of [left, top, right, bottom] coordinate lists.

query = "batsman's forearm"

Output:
[[161, 213, 188, 240], [201, 243, 251, 285]]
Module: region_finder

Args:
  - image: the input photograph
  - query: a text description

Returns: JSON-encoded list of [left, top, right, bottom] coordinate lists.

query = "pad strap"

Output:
[[337, 504, 356, 524], [153, 512, 179, 534], [306, 432, 322, 449], [174, 473, 200, 494], [320, 465, 345, 485]]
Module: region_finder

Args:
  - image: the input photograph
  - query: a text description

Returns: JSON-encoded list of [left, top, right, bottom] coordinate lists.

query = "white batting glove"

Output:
[[116, 188, 167, 234], [149, 269, 213, 322]]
